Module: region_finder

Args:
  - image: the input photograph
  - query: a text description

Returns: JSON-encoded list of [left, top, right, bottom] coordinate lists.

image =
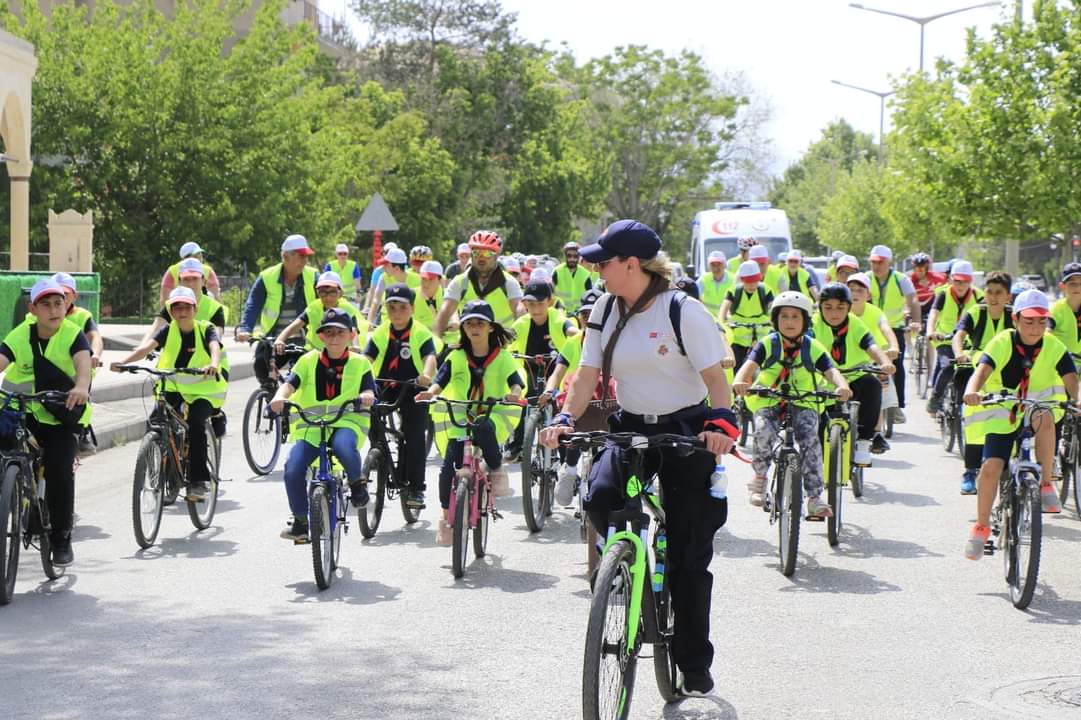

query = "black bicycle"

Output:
[[937, 356, 969, 456], [0, 389, 79, 604], [241, 338, 305, 475], [562, 431, 713, 718], [1058, 353, 1081, 517], [514, 352, 559, 533], [747, 384, 839, 577], [115, 366, 223, 549], [357, 379, 427, 537]]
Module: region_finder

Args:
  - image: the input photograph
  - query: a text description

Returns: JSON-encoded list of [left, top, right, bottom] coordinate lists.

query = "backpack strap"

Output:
[[761, 333, 782, 369], [970, 305, 988, 347], [587, 294, 617, 332], [668, 292, 687, 356], [800, 335, 815, 371]]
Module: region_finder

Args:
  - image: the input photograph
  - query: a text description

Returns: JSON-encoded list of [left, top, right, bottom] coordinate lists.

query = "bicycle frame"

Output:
[[821, 402, 857, 489]]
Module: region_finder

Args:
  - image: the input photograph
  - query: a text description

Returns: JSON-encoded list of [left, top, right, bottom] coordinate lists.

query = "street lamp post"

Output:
[[849, 2, 1003, 72], [831, 80, 896, 163]]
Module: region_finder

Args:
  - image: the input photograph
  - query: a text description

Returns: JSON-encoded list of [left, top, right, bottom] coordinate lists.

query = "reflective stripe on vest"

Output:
[[0, 318, 92, 426], [157, 319, 228, 408]]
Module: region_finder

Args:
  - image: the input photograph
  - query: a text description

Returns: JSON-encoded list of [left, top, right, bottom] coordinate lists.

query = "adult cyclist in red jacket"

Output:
[[910, 253, 948, 325]]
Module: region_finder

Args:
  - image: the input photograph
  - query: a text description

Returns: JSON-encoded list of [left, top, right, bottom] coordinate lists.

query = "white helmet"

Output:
[[738, 236, 758, 251], [770, 290, 814, 331]]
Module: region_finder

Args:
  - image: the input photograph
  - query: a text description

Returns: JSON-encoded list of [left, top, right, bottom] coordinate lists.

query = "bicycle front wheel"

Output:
[[473, 478, 490, 558], [778, 457, 802, 577], [188, 420, 220, 531], [451, 477, 470, 579], [310, 483, 334, 590], [1008, 477, 1042, 609], [242, 388, 282, 476], [358, 447, 387, 538], [827, 425, 843, 547], [521, 409, 551, 533], [583, 539, 639, 720], [0, 466, 22, 604], [132, 432, 166, 549]]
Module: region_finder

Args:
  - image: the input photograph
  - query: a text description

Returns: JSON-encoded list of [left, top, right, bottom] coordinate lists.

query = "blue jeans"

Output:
[[282, 428, 363, 517]]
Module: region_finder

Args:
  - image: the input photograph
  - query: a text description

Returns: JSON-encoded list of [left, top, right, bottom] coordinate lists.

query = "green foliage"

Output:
[[817, 160, 896, 260], [218, 286, 246, 328]]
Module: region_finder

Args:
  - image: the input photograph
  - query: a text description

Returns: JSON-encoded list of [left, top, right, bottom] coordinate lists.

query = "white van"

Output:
[[690, 201, 793, 275]]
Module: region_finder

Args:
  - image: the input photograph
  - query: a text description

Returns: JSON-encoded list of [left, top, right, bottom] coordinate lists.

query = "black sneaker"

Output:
[[871, 433, 890, 454], [406, 491, 426, 509], [349, 481, 369, 508], [76, 431, 96, 456], [186, 481, 207, 502], [51, 535, 74, 567], [281, 516, 309, 543], [681, 670, 714, 697], [926, 397, 942, 415]]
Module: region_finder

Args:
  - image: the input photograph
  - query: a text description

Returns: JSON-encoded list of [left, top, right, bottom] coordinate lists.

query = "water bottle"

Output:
[[709, 463, 728, 500]]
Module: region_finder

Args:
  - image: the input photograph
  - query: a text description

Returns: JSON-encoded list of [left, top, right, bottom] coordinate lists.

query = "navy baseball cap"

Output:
[[522, 281, 553, 302], [384, 283, 416, 304], [580, 219, 662, 263], [317, 308, 353, 333], [674, 277, 700, 301], [459, 300, 495, 324], [1061, 262, 1081, 283]]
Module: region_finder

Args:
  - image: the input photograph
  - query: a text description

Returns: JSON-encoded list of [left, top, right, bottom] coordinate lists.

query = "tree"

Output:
[[816, 160, 896, 260]]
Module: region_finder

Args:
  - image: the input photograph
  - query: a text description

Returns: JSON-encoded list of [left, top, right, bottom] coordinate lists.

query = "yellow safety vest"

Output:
[[853, 302, 889, 347], [1, 318, 92, 427], [430, 348, 522, 455], [728, 286, 772, 347], [1049, 298, 1081, 355], [933, 286, 982, 348], [699, 274, 734, 318], [368, 319, 434, 377], [762, 264, 785, 297], [290, 349, 373, 448], [811, 313, 875, 384], [552, 264, 592, 312], [456, 272, 515, 328], [169, 260, 215, 286], [745, 333, 830, 414], [961, 304, 1013, 353], [301, 299, 366, 351], [258, 264, 317, 336], [328, 258, 358, 284], [510, 309, 569, 355], [157, 319, 229, 409], [785, 266, 815, 300], [869, 270, 909, 328]]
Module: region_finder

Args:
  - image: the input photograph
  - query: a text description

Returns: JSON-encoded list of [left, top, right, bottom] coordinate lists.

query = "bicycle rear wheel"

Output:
[[132, 432, 166, 549], [521, 409, 551, 533], [1007, 477, 1042, 609], [827, 425, 843, 547], [643, 558, 679, 702], [738, 399, 751, 447], [242, 388, 282, 476], [1057, 430, 1073, 507], [451, 477, 470, 579], [333, 482, 345, 570], [778, 456, 801, 577], [358, 447, 387, 538], [37, 503, 63, 580], [310, 483, 334, 590], [582, 539, 638, 720], [188, 420, 220, 531], [425, 416, 435, 458], [0, 466, 21, 604], [473, 480, 489, 558], [940, 407, 955, 453]]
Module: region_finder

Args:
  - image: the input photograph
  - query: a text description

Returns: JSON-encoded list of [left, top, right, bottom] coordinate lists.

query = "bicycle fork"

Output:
[[602, 523, 650, 655]]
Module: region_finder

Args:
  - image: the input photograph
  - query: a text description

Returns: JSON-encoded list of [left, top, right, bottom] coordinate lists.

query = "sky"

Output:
[[322, 0, 1013, 176]]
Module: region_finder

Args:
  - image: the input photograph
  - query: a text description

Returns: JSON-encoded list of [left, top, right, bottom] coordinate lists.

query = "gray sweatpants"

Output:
[[752, 405, 824, 497]]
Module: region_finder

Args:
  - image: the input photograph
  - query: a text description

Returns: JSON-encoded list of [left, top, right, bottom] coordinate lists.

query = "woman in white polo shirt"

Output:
[[541, 219, 738, 698]]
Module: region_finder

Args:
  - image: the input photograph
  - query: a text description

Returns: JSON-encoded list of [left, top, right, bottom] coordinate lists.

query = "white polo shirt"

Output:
[[581, 290, 727, 415]]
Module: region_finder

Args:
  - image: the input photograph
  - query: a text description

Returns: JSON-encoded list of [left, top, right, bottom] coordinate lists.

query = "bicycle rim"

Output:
[[1010, 479, 1042, 609], [827, 426, 843, 547], [310, 485, 333, 590], [582, 540, 638, 720], [473, 482, 489, 558], [779, 459, 801, 577], [0, 467, 21, 604], [188, 422, 220, 530], [451, 480, 469, 578], [132, 433, 165, 549], [358, 447, 386, 538], [521, 411, 545, 533], [242, 389, 281, 475], [333, 484, 345, 570]]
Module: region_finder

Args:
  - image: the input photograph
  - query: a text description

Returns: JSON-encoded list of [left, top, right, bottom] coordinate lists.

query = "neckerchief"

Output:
[[319, 350, 347, 400], [830, 320, 849, 364], [387, 322, 411, 375], [774, 338, 802, 422], [1010, 334, 1042, 424], [467, 347, 501, 422], [951, 287, 972, 308]]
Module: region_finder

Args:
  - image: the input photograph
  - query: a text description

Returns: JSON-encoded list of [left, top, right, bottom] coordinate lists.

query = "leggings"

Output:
[[438, 418, 501, 509]]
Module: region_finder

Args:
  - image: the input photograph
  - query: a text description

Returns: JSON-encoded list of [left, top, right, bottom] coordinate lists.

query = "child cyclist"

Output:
[[719, 260, 775, 369], [732, 291, 852, 519], [416, 300, 524, 546], [847, 272, 900, 453], [0, 278, 92, 566], [274, 271, 367, 353], [270, 308, 377, 543], [952, 271, 1013, 495], [812, 283, 896, 467], [963, 290, 1076, 560]]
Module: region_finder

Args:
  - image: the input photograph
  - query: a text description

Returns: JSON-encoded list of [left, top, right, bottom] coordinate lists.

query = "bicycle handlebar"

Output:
[[0, 388, 74, 409], [841, 363, 890, 376], [419, 396, 526, 430], [558, 431, 709, 454], [372, 378, 428, 412], [280, 399, 370, 428], [747, 385, 840, 402], [248, 337, 306, 354], [113, 365, 209, 378], [511, 352, 557, 365]]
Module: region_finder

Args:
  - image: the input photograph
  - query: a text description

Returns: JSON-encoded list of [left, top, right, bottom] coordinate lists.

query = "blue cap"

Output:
[[459, 300, 495, 324], [580, 219, 661, 263], [317, 308, 354, 333]]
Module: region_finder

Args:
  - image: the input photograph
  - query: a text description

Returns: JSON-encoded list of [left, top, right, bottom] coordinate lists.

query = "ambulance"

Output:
[[690, 201, 792, 275]]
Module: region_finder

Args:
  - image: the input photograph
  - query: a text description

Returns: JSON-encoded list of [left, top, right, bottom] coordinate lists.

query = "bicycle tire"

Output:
[[451, 477, 469, 579], [1057, 430, 1073, 506], [827, 425, 843, 547], [242, 388, 282, 476], [1073, 451, 1081, 520], [644, 549, 679, 702], [884, 408, 894, 439], [333, 482, 345, 570], [310, 483, 334, 590], [132, 432, 166, 549], [358, 447, 387, 538], [187, 420, 220, 531], [0, 466, 21, 604], [582, 539, 638, 720], [738, 400, 751, 448], [473, 480, 489, 558], [955, 409, 966, 458], [425, 416, 435, 458], [37, 502, 62, 580], [850, 464, 864, 499], [521, 409, 549, 533], [398, 480, 421, 525], [778, 456, 801, 577], [1009, 477, 1042, 609], [940, 408, 955, 453]]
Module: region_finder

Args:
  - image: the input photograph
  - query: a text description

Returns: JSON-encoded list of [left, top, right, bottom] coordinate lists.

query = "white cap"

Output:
[[384, 242, 399, 251], [30, 278, 66, 303], [525, 255, 540, 268], [281, 234, 314, 255], [837, 254, 859, 270], [420, 260, 444, 278], [707, 251, 726, 265], [529, 267, 551, 284], [456, 243, 471, 255], [334, 243, 349, 254], [179, 241, 204, 258], [738, 260, 763, 280], [778, 252, 789, 263], [950, 260, 974, 279], [316, 271, 343, 289], [847, 272, 871, 289], [869, 244, 893, 261], [52, 272, 77, 293], [501, 256, 521, 272], [384, 248, 408, 264], [167, 286, 198, 306], [748, 245, 769, 261], [1014, 289, 1050, 317], [178, 258, 204, 277], [787, 249, 803, 261]]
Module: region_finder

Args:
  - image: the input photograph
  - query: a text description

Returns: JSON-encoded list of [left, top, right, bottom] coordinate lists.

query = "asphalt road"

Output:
[[3, 376, 1081, 720]]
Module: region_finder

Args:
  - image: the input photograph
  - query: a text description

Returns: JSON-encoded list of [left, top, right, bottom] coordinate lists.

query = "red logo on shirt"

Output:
[[657, 344, 669, 356], [649, 331, 658, 339]]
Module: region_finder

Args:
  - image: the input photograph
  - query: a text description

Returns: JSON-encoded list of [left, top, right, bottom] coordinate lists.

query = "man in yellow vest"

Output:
[[0, 278, 92, 566], [432, 230, 524, 337], [362, 284, 438, 509], [270, 308, 377, 542], [110, 286, 226, 502], [783, 250, 820, 301], [324, 243, 363, 303], [237, 234, 318, 388], [868, 244, 921, 420], [551, 241, 595, 313], [160, 241, 220, 305], [696, 251, 733, 319]]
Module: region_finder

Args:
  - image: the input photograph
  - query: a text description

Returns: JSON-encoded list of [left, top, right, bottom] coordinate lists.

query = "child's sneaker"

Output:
[[747, 477, 766, 507], [964, 523, 991, 560], [1041, 483, 1062, 514], [806, 495, 833, 519]]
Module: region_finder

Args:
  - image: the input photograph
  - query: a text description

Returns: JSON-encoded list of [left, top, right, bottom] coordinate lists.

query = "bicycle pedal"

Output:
[[573, 511, 582, 519], [805, 514, 826, 522], [491, 509, 503, 521], [983, 540, 995, 556]]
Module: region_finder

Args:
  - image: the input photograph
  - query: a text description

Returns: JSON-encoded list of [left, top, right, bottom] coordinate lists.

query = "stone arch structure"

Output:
[[0, 29, 38, 270]]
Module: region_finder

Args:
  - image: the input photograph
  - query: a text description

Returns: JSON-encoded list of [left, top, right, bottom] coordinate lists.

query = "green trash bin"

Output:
[[0, 271, 101, 340]]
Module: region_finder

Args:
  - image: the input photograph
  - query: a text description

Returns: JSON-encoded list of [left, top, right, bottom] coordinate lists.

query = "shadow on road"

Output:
[[894, 431, 941, 446], [857, 481, 941, 507], [713, 527, 776, 560], [129, 526, 239, 560], [74, 523, 111, 541], [447, 554, 561, 593], [660, 695, 740, 719], [286, 568, 402, 605], [776, 558, 902, 594], [869, 457, 915, 470], [361, 519, 440, 549], [834, 523, 944, 560], [515, 511, 584, 545], [1044, 519, 1081, 543], [977, 585, 1081, 626]]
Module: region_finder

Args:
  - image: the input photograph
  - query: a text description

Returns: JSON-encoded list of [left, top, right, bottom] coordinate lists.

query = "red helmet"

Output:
[[468, 230, 502, 252]]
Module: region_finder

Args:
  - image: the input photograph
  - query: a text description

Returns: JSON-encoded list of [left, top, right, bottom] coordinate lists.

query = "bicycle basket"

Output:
[[577, 399, 619, 432], [0, 407, 23, 449]]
